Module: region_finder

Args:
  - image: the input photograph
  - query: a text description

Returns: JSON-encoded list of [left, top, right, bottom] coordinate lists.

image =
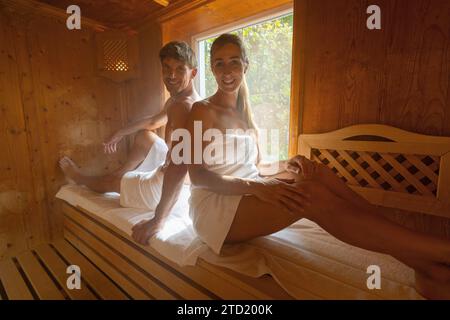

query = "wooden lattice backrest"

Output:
[[298, 125, 450, 218]]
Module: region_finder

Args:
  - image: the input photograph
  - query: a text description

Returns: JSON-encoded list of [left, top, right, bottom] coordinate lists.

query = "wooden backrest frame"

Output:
[[298, 124, 450, 218]]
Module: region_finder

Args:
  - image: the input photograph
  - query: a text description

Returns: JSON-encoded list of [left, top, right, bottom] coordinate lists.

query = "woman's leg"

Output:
[[225, 178, 450, 298], [228, 181, 449, 261], [59, 130, 160, 193]]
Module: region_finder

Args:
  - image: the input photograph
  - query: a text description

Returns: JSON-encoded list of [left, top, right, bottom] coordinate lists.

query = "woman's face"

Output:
[[211, 43, 247, 94]]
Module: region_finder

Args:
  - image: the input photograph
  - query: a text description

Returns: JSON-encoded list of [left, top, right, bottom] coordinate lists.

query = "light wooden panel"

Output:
[[0, 259, 34, 300], [297, 0, 450, 136], [35, 0, 185, 29], [161, 0, 293, 43], [16, 251, 65, 300], [293, 0, 450, 236], [34, 244, 97, 300], [124, 22, 165, 139], [288, 0, 306, 156], [0, 7, 45, 259], [62, 201, 292, 299], [0, 5, 129, 258]]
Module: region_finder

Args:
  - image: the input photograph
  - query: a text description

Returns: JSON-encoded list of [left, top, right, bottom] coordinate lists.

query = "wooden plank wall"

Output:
[[160, 0, 293, 44], [297, 0, 450, 136], [0, 4, 132, 259], [126, 22, 164, 129], [293, 0, 450, 236]]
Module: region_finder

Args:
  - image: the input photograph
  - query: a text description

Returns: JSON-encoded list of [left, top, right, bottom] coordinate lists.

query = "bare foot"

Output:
[[59, 156, 83, 185], [400, 244, 450, 299]]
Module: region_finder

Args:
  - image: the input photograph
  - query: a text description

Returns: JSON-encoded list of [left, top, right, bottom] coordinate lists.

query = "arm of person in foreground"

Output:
[[132, 162, 188, 245], [187, 103, 308, 212], [131, 101, 190, 245], [103, 107, 168, 154]]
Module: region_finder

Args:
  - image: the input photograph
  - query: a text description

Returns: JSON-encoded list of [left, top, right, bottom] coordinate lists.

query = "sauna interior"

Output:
[[0, 0, 449, 301]]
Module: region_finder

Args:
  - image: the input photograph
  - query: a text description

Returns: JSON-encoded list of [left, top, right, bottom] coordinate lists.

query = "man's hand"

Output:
[[131, 218, 163, 246], [103, 130, 125, 154]]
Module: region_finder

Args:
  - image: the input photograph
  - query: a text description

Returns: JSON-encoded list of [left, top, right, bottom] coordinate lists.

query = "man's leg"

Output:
[[59, 130, 160, 193]]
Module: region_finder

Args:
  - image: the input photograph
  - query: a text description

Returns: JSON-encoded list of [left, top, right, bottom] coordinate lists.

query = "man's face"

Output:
[[161, 58, 197, 95]]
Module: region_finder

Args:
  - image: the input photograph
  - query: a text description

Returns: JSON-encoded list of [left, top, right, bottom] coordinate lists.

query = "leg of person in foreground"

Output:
[[225, 157, 450, 299], [59, 130, 160, 193]]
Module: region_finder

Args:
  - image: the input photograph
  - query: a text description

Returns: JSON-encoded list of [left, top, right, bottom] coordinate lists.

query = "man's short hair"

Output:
[[159, 41, 197, 69]]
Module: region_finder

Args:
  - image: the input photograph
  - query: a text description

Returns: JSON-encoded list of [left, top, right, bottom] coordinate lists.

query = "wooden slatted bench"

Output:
[[0, 241, 132, 300]]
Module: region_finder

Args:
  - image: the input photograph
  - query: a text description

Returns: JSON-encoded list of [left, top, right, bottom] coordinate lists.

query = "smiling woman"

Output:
[[197, 13, 294, 161]]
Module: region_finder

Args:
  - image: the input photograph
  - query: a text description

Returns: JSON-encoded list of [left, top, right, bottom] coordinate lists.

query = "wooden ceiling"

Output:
[[35, 0, 187, 29]]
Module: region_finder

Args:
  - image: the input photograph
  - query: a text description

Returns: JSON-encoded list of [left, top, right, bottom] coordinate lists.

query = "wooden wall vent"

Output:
[[96, 32, 139, 82]]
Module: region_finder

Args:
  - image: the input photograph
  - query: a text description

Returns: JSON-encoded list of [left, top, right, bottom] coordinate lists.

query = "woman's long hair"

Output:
[[210, 34, 258, 131]]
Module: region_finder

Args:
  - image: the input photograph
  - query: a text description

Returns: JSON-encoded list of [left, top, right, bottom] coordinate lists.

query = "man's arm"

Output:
[[104, 107, 168, 154], [121, 108, 168, 136], [131, 101, 191, 245]]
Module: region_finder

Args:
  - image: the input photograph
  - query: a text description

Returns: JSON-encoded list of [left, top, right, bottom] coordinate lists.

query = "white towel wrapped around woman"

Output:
[[189, 133, 263, 254]]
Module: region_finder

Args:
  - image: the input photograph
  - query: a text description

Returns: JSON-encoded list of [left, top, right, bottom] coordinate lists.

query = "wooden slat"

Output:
[[288, 0, 307, 157], [318, 149, 360, 185], [336, 150, 381, 189], [63, 202, 288, 299], [63, 206, 212, 300], [153, 0, 169, 7], [383, 154, 433, 196], [52, 240, 128, 300], [64, 217, 175, 299], [404, 155, 439, 183], [64, 221, 158, 300], [350, 186, 450, 218], [358, 152, 405, 192], [64, 231, 150, 300], [16, 251, 65, 300], [438, 153, 450, 203], [34, 244, 96, 300], [0, 259, 33, 300], [1, 0, 109, 30], [302, 140, 449, 156]]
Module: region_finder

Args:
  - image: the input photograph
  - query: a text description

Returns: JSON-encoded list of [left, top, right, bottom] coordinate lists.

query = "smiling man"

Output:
[[59, 41, 201, 244]]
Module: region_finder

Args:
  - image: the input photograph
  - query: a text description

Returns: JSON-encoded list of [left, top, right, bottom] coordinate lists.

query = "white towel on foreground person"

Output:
[[189, 133, 265, 254], [56, 183, 423, 299], [119, 135, 168, 210], [134, 135, 168, 172]]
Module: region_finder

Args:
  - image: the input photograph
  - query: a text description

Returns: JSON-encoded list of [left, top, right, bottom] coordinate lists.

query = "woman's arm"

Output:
[[186, 103, 309, 212], [189, 164, 256, 195], [186, 102, 256, 195]]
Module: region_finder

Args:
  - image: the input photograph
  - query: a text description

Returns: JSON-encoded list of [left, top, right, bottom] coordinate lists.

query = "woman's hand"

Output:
[[252, 178, 311, 215], [103, 130, 125, 154], [286, 155, 318, 179]]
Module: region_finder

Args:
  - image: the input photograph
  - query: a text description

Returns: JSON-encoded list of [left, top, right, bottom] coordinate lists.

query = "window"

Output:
[[196, 12, 294, 161]]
